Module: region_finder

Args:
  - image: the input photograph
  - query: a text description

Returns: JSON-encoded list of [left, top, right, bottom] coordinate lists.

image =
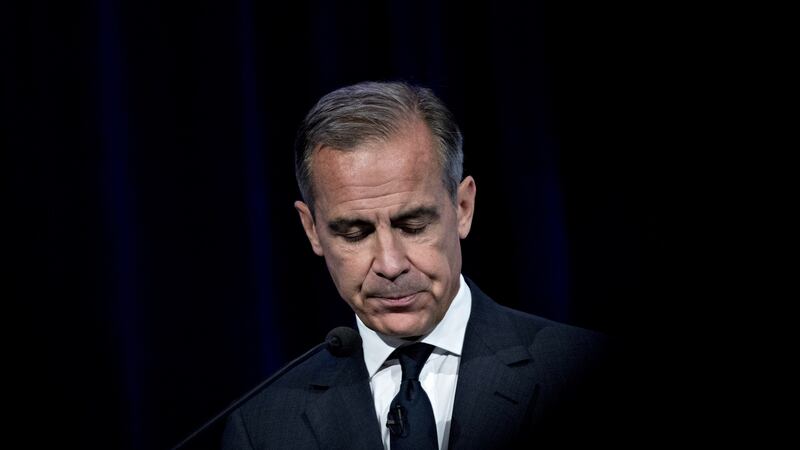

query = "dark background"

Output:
[[5, 0, 696, 448]]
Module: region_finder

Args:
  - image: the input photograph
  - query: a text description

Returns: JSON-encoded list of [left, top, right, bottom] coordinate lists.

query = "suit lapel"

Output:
[[448, 280, 540, 450], [302, 280, 540, 450], [302, 349, 383, 450]]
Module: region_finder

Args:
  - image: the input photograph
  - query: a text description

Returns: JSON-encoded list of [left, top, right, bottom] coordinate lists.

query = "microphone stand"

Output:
[[170, 342, 326, 450]]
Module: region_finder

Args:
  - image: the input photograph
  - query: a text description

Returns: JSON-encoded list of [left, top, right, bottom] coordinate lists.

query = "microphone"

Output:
[[325, 326, 361, 357], [170, 327, 361, 450]]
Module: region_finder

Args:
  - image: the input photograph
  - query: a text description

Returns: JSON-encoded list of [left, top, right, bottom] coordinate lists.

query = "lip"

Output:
[[372, 292, 420, 308]]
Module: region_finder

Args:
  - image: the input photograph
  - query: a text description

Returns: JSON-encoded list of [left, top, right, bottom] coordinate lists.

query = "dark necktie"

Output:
[[386, 342, 438, 450]]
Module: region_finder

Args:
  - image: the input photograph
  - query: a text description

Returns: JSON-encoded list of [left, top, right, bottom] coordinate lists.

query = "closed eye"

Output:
[[340, 229, 372, 242], [329, 218, 374, 243], [400, 224, 428, 235], [391, 206, 439, 235]]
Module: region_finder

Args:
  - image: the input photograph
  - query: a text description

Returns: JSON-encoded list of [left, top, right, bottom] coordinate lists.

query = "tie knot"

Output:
[[392, 342, 435, 381]]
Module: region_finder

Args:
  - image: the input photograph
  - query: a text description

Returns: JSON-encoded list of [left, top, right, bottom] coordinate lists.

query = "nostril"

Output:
[[376, 271, 398, 282], [375, 267, 409, 282]]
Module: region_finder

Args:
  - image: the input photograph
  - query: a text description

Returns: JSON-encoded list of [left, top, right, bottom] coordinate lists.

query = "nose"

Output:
[[371, 227, 410, 282]]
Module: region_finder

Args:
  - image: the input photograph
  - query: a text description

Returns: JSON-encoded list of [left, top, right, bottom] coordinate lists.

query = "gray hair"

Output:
[[294, 81, 463, 212]]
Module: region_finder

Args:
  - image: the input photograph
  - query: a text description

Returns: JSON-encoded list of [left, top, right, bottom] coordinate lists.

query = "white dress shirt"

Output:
[[356, 274, 472, 450]]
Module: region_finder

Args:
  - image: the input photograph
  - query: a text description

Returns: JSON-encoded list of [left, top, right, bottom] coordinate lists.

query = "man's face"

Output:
[[295, 120, 476, 338]]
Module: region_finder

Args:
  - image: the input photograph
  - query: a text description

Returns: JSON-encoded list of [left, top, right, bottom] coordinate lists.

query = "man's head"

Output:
[[294, 81, 476, 338]]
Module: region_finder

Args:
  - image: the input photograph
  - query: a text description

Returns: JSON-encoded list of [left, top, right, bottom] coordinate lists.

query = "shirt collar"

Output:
[[356, 274, 473, 378]]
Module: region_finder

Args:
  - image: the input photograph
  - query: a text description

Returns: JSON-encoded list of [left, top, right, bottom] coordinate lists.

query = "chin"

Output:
[[375, 314, 434, 338]]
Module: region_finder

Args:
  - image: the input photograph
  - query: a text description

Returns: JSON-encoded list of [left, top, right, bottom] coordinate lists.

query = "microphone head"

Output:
[[326, 327, 362, 357]]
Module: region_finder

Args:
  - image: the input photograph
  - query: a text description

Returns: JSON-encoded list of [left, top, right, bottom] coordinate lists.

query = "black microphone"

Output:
[[325, 326, 361, 357], [170, 327, 361, 450]]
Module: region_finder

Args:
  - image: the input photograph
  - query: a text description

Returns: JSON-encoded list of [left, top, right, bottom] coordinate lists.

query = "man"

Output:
[[223, 82, 620, 449]]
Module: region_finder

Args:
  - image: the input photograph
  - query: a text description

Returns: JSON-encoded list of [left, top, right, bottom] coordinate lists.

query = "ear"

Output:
[[456, 176, 476, 239], [294, 201, 324, 256]]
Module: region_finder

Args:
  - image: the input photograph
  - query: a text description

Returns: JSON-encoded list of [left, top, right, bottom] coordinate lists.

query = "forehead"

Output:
[[311, 121, 446, 218]]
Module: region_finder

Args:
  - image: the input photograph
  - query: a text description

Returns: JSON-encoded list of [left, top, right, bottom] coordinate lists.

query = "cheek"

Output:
[[407, 238, 452, 276], [407, 230, 461, 287], [322, 242, 372, 293]]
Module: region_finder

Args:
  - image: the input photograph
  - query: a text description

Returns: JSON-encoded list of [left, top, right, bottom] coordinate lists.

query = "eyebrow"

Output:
[[391, 206, 439, 224], [327, 206, 440, 233]]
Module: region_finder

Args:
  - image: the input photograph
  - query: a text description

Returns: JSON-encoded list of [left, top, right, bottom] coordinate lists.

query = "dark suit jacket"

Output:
[[222, 278, 623, 449]]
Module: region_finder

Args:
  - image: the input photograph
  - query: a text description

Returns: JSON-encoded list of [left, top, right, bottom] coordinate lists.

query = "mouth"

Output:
[[371, 292, 420, 309]]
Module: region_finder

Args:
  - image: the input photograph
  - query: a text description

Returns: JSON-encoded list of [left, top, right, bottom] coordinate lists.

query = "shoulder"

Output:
[[465, 277, 619, 390], [464, 278, 630, 443], [231, 347, 340, 417], [466, 277, 611, 351], [501, 302, 611, 358], [222, 348, 353, 449]]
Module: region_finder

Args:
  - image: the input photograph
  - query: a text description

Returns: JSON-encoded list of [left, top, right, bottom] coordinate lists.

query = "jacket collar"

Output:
[[301, 277, 541, 450], [302, 345, 384, 449], [447, 277, 541, 449]]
